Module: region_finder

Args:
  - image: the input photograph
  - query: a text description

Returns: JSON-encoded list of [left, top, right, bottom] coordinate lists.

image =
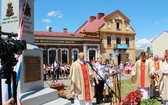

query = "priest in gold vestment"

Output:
[[69, 52, 93, 105], [150, 55, 163, 97], [159, 57, 168, 105], [131, 52, 154, 99]]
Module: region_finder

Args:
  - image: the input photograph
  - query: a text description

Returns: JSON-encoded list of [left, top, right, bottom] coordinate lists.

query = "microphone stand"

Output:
[[87, 62, 120, 100]]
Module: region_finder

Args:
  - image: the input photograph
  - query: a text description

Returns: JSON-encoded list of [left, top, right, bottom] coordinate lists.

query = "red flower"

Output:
[[58, 89, 67, 98], [120, 90, 142, 105]]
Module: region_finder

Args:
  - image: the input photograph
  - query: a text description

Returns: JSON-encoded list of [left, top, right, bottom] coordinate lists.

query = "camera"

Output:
[[0, 31, 26, 67], [0, 31, 26, 56]]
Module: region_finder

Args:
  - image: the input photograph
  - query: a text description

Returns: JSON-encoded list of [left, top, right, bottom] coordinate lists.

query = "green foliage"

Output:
[[140, 98, 162, 105]]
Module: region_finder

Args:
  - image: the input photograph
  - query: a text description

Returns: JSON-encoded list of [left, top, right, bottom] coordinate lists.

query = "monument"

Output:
[[1, 0, 71, 105]]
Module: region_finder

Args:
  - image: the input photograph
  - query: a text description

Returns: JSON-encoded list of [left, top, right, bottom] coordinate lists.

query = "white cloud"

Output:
[[47, 10, 63, 18], [42, 19, 51, 23], [135, 38, 153, 50]]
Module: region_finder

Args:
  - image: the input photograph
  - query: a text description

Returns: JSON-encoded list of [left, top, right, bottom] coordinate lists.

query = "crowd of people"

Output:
[[69, 52, 120, 105], [42, 51, 168, 105], [69, 51, 168, 105], [131, 51, 168, 105], [43, 63, 70, 81]]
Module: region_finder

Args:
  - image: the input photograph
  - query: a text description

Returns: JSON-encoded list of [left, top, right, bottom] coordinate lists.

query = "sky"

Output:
[[0, 0, 168, 50]]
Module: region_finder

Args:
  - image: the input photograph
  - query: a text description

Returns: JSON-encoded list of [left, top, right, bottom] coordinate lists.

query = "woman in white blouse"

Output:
[[94, 55, 106, 105]]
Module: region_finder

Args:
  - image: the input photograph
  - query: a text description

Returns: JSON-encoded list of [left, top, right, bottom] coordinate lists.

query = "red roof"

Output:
[[75, 10, 131, 33], [75, 15, 106, 33], [34, 31, 83, 38]]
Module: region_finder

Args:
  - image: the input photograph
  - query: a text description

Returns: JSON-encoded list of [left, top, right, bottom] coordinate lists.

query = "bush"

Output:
[[140, 98, 161, 105]]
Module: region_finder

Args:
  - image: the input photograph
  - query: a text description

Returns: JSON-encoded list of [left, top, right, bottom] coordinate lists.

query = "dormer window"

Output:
[[116, 22, 120, 30]]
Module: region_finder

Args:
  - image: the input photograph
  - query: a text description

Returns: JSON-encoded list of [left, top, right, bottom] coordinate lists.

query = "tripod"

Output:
[[0, 56, 17, 105]]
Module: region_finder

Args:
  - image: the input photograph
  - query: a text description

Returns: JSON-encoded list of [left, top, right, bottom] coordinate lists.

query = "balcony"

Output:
[[114, 44, 128, 49]]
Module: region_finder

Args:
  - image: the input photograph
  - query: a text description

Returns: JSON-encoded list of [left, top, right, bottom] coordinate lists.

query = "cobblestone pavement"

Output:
[[44, 73, 131, 105]]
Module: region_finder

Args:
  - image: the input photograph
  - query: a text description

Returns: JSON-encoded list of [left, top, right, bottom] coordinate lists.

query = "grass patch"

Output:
[[121, 79, 137, 98]]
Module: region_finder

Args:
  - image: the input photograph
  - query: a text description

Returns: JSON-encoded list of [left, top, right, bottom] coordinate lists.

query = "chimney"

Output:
[[63, 28, 67, 33], [49, 27, 52, 32], [97, 13, 105, 19], [90, 16, 96, 22]]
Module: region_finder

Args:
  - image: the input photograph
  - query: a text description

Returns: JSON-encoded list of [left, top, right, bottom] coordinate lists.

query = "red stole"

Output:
[[80, 64, 91, 101], [140, 60, 145, 88], [154, 62, 160, 71]]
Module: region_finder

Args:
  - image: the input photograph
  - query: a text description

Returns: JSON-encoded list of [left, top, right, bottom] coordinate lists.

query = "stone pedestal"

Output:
[[19, 87, 71, 105], [17, 49, 71, 105]]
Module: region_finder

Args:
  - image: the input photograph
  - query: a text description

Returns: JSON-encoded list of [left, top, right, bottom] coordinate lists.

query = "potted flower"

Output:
[[50, 81, 65, 91], [120, 90, 142, 105], [58, 89, 67, 98]]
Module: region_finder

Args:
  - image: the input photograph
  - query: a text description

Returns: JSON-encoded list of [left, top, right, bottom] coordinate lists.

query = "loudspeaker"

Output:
[[43, 50, 48, 64]]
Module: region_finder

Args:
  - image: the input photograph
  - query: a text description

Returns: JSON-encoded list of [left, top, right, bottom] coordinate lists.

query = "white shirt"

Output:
[[94, 63, 105, 80]]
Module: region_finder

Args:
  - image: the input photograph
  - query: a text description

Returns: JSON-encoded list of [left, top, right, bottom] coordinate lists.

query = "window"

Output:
[[48, 48, 57, 64], [126, 53, 130, 61], [126, 37, 129, 46], [62, 50, 67, 64], [72, 48, 79, 62], [61, 48, 69, 64], [72, 50, 78, 61], [116, 37, 121, 44], [107, 36, 111, 46], [116, 22, 120, 30], [49, 50, 56, 64], [89, 50, 96, 61]]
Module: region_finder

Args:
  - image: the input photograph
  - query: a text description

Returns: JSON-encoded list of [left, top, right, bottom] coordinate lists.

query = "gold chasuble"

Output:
[[131, 59, 153, 88], [69, 59, 93, 101]]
